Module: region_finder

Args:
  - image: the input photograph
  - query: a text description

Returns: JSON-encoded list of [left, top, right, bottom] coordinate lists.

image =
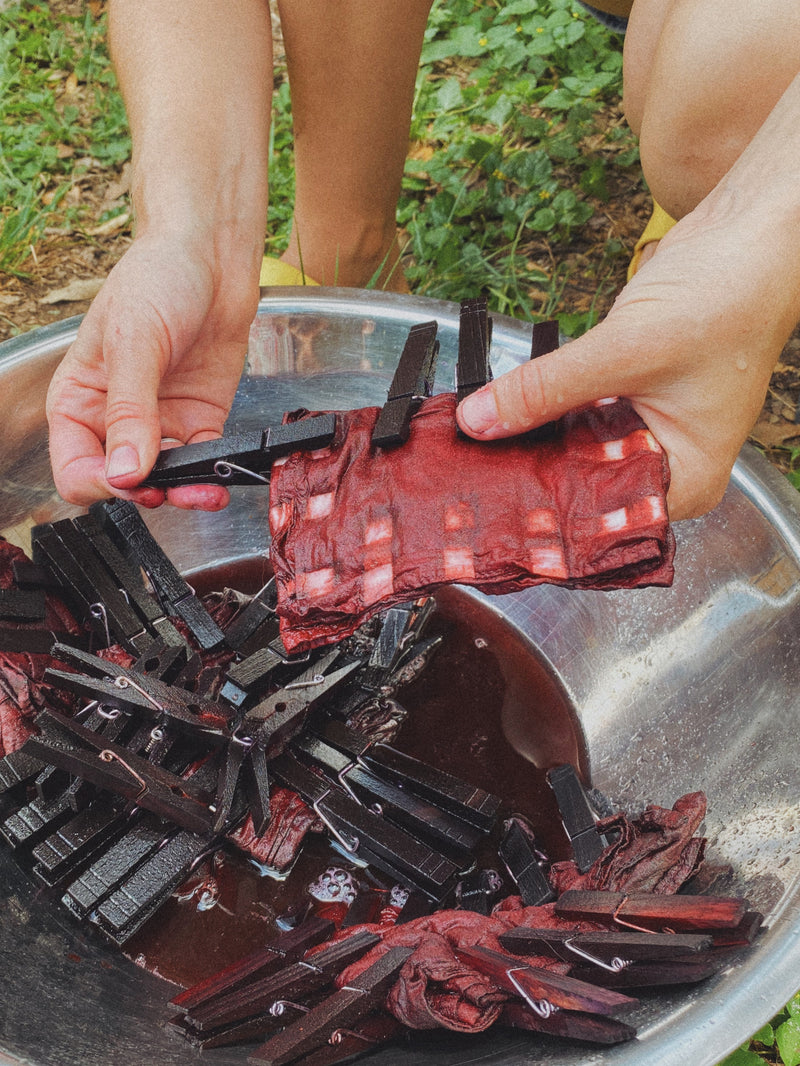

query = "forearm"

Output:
[[109, 0, 272, 262]]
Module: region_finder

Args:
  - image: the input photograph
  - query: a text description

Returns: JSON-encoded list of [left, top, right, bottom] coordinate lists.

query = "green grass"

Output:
[[398, 0, 636, 326], [0, 1, 130, 274]]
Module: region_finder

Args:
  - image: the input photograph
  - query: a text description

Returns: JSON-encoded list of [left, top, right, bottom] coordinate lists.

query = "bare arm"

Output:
[[457, 72, 800, 520], [46, 0, 272, 508]]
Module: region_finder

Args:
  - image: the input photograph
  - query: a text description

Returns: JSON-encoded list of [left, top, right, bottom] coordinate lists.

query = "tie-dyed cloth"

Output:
[[269, 394, 675, 653]]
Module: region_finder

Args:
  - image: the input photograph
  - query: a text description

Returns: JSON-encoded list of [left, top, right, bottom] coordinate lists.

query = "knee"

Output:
[[628, 0, 800, 218]]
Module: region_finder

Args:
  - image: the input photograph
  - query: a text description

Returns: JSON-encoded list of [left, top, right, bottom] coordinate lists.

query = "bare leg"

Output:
[[276, 0, 433, 291], [624, 0, 800, 222]]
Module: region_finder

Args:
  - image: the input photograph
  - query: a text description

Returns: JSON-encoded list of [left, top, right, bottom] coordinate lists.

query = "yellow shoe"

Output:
[[259, 255, 320, 287], [627, 201, 677, 280]]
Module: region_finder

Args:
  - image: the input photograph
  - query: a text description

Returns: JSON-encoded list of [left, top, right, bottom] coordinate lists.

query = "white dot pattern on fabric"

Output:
[[601, 506, 628, 533], [365, 517, 393, 545], [526, 508, 559, 535], [297, 568, 336, 599], [443, 547, 476, 581], [269, 501, 293, 534], [598, 430, 662, 462], [444, 504, 475, 531], [603, 440, 625, 461], [641, 494, 666, 521], [363, 563, 394, 605], [529, 546, 568, 579], [306, 492, 335, 520]]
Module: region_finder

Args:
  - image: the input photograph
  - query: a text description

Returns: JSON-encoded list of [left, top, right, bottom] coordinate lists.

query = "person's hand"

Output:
[[46, 232, 260, 509], [457, 193, 800, 520]]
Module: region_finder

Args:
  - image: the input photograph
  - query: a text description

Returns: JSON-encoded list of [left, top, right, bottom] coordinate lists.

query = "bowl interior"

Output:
[[0, 290, 798, 1066]]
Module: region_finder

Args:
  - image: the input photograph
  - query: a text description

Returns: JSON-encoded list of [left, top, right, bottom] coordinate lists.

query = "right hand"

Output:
[[46, 231, 260, 509]]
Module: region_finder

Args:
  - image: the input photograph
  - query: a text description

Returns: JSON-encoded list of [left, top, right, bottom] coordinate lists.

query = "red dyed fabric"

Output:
[[269, 394, 675, 653], [229, 787, 324, 872], [308, 792, 707, 1033], [548, 791, 707, 895], [0, 538, 84, 757]]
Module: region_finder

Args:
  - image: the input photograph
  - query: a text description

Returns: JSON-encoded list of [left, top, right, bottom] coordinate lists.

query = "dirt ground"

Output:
[[1, 3, 798, 479]]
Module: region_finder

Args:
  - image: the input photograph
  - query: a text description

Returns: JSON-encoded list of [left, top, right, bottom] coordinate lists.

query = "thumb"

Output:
[[456, 322, 632, 439], [103, 323, 168, 489]]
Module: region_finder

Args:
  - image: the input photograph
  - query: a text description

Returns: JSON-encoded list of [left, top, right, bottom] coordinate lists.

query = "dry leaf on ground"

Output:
[[38, 277, 104, 304]]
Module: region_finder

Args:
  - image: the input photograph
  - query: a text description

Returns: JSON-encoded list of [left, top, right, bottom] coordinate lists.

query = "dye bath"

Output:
[[125, 564, 586, 992]]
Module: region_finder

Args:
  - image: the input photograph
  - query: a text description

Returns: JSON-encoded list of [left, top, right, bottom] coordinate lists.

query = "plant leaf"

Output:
[[776, 1017, 800, 1066]]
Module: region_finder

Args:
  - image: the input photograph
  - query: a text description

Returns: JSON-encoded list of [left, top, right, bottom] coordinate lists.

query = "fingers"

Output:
[[101, 311, 169, 492], [456, 324, 632, 439]]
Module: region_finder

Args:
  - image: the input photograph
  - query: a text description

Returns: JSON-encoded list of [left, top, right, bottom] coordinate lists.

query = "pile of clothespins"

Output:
[[0, 508, 762, 1065]]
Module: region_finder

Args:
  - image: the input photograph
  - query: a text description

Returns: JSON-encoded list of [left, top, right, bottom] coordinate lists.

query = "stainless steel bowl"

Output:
[[0, 289, 798, 1066]]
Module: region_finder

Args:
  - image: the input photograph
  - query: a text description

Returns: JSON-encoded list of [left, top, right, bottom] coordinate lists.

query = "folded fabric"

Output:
[[313, 791, 705, 1034], [269, 393, 675, 652], [548, 790, 707, 895]]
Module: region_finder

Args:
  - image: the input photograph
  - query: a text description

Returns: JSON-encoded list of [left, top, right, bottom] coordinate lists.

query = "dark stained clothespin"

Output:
[[297, 1012, 403, 1066], [61, 811, 174, 919], [568, 954, 734, 988], [455, 296, 493, 404], [243, 651, 357, 743], [526, 318, 561, 442], [501, 1001, 636, 1046], [222, 577, 279, 653], [316, 719, 501, 833], [546, 763, 607, 871], [219, 642, 289, 708], [90, 499, 225, 650], [323, 600, 437, 722], [271, 751, 461, 900], [72, 512, 187, 649], [498, 816, 555, 906], [456, 944, 638, 1017], [0, 587, 46, 622], [30, 796, 128, 888], [0, 789, 75, 850], [177, 929, 382, 1042], [0, 626, 87, 654], [248, 945, 413, 1066], [170, 915, 335, 1015], [499, 927, 714, 967], [132, 637, 190, 685], [23, 709, 216, 835], [0, 746, 47, 795], [45, 642, 230, 746], [454, 868, 504, 915], [212, 652, 359, 836], [142, 414, 337, 488], [371, 321, 439, 447], [554, 889, 748, 932], [11, 559, 59, 589], [91, 825, 225, 945], [290, 730, 482, 865], [32, 518, 162, 655]]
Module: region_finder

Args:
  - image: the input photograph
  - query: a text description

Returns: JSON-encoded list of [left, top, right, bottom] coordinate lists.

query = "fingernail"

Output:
[[459, 387, 500, 436], [106, 444, 140, 481]]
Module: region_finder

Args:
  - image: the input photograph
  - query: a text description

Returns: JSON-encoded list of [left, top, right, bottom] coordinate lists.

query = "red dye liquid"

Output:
[[126, 562, 586, 989]]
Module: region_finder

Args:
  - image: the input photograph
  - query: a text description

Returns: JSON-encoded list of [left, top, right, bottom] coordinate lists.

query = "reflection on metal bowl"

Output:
[[0, 289, 798, 1066]]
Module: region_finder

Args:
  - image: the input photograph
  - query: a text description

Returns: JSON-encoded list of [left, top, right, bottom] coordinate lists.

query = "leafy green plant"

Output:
[[718, 993, 800, 1066], [784, 446, 800, 492], [398, 0, 637, 330]]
